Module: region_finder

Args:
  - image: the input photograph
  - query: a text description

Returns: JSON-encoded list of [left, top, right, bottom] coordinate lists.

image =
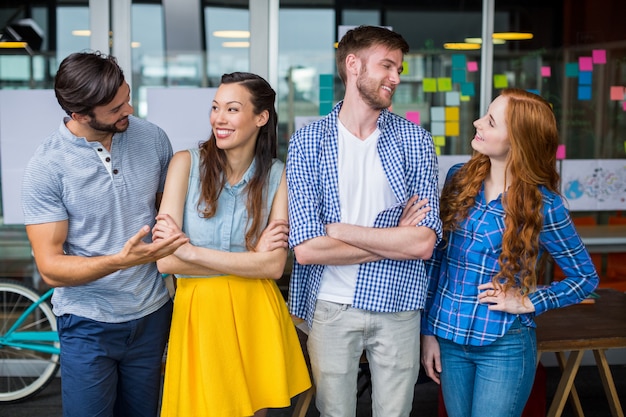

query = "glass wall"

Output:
[[1, 0, 625, 281]]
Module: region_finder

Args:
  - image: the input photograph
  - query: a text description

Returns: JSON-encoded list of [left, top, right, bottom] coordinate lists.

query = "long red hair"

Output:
[[440, 89, 560, 295]]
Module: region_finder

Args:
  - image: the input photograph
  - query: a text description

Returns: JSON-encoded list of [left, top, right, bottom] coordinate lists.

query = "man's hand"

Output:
[[121, 222, 189, 267], [421, 335, 442, 384], [399, 195, 430, 227]]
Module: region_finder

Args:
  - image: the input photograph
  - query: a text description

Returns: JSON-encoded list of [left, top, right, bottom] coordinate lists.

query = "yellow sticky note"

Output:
[[435, 146, 441, 156], [437, 78, 453, 92], [401, 61, 409, 75], [460, 95, 471, 102], [423, 78, 437, 92], [445, 121, 460, 136], [433, 136, 446, 147], [445, 107, 459, 121], [494, 74, 508, 89]]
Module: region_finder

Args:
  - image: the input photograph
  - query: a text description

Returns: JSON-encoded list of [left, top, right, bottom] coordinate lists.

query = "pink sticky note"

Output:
[[405, 111, 420, 125], [610, 86, 625, 101], [556, 144, 566, 160], [467, 61, 478, 72], [623, 102, 626, 111], [579, 57, 593, 71], [541, 66, 551, 77], [592, 49, 607, 64]]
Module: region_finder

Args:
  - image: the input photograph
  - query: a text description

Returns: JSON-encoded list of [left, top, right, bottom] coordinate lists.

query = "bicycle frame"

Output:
[[0, 288, 60, 355]]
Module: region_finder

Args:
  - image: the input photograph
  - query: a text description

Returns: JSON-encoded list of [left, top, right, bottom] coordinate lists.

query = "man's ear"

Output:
[[71, 112, 89, 123]]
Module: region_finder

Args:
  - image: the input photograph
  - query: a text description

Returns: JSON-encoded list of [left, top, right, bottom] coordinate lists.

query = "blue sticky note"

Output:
[[319, 87, 333, 101], [431, 121, 445, 136], [565, 63, 579, 78], [445, 91, 461, 107], [527, 89, 540, 95], [578, 71, 592, 85], [451, 54, 467, 69], [319, 101, 333, 115], [452, 69, 466, 84], [578, 85, 592, 100], [319, 74, 333, 88], [431, 106, 446, 121], [461, 82, 475, 97]]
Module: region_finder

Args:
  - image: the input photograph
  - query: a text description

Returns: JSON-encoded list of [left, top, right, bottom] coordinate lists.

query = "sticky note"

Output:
[[452, 69, 466, 84], [578, 85, 592, 101], [445, 121, 460, 136], [578, 71, 592, 85], [556, 144, 566, 160], [592, 49, 606, 64], [461, 82, 475, 97], [319, 101, 333, 115], [565, 63, 579, 78], [435, 146, 441, 156], [623, 102, 626, 111], [319, 88, 333, 101], [460, 95, 471, 102], [319, 74, 333, 88], [579, 57, 593, 71], [431, 121, 445, 136], [541, 66, 551, 77], [401, 61, 409, 75], [452, 54, 467, 69], [433, 136, 446, 147], [437, 78, 453, 92], [467, 61, 478, 72], [445, 92, 461, 106], [423, 78, 437, 92], [445, 106, 459, 121], [527, 89, 540, 95], [494, 74, 508, 89], [431, 107, 445, 121], [610, 86, 624, 101], [406, 111, 420, 125]]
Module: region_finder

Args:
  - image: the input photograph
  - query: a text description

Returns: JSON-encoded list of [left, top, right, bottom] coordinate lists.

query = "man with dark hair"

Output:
[[287, 25, 442, 416], [21, 51, 188, 417]]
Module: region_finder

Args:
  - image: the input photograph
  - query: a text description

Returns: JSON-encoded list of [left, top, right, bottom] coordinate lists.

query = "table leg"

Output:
[[592, 349, 625, 417], [548, 350, 585, 417]]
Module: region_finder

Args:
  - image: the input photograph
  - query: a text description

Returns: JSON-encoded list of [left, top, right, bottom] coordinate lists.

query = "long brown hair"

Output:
[[198, 72, 278, 250], [440, 88, 560, 295]]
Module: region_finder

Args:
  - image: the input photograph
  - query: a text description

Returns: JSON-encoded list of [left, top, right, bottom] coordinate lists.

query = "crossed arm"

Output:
[[152, 151, 290, 280]]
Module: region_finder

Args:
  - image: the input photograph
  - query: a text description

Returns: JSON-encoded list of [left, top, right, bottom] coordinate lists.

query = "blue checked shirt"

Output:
[[422, 163, 599, 346], [287, 101, 443, 327]]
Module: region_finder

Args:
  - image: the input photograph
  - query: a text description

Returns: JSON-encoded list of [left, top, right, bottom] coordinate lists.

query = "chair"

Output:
[[599, 215, 626, 292], [552, 216, 603, 281]]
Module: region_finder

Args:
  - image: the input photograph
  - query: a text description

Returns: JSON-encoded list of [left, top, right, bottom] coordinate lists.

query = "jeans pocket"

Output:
[[312, 300, 345, 324]]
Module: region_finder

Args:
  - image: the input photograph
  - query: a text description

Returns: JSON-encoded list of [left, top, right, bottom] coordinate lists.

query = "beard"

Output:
[[356, 65, 393, 110], [88, 115, 130, 133]]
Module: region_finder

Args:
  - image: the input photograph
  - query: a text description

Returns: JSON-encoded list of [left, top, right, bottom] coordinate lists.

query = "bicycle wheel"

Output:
[[0, 279, 60, 403]]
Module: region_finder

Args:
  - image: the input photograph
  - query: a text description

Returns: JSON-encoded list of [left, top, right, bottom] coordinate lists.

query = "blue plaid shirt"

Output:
[[287, 101, 443, 327], [422, 163, 599, 346]]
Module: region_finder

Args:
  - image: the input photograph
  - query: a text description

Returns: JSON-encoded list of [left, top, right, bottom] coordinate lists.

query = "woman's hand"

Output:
[[421, 335, 442, 384], [477, 282, 536, 314], [255, 219, 289, 252]]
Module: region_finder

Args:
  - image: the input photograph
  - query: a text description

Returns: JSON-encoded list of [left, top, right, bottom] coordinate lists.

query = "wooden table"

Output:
[[535, 288, 626, 417]]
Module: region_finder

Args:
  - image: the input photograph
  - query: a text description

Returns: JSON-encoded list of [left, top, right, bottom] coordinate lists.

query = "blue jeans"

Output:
[[438, 318, 537, 417], [57, 300, 172, 417], [307, 300, 421, 417]]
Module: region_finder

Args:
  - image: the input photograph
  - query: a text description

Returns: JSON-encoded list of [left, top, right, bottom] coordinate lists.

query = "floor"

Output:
[[1, 365, 624, 417]]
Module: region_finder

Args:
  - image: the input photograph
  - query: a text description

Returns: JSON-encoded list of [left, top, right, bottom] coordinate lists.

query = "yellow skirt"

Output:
[[160, 276, 311, 417]]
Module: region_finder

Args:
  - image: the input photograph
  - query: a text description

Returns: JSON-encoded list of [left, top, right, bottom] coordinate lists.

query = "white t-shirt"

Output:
[[317, 120, 396, 304]]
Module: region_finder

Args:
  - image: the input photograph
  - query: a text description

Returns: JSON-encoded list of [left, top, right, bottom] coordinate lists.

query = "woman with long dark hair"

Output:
[[154, 72, 310, 416]]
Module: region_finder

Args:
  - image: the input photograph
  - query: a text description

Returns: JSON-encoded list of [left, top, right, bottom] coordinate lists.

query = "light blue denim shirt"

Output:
[[177, 147, 284, 277]]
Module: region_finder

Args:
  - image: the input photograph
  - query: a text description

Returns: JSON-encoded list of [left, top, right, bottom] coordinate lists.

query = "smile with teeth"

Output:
[[382, 85, 392, 93], [215, 128, 233, 138], [474, 133, 484, 141]]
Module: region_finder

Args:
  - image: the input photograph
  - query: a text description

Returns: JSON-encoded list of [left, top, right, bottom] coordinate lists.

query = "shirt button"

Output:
[[105, 157, 111, 162], [113, 169, 119, 175], [97, 148, 103, 152]]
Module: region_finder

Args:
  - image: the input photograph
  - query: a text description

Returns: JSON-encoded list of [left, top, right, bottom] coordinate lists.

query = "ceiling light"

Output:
[[443, 43, 481, 50], [72, 30, 91, 37], [222, 41, 249, 48], [213, 30, 250, 39], [464, 37, 506, 45], [493, 32, 533, 40]]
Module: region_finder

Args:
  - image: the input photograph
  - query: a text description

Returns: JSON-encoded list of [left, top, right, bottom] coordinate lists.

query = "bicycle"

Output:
[[0, 279, 60, 403]]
